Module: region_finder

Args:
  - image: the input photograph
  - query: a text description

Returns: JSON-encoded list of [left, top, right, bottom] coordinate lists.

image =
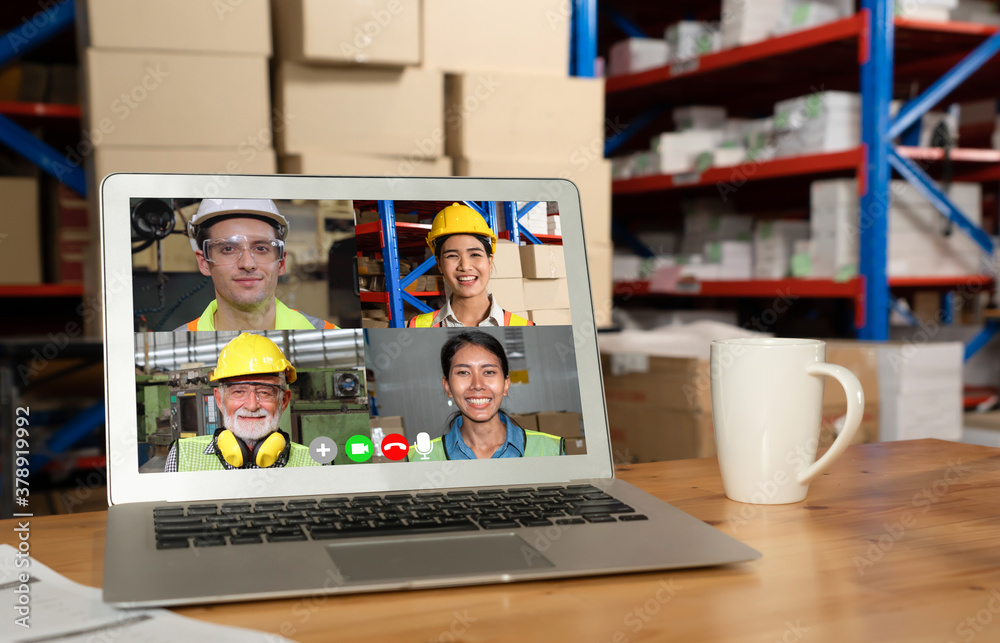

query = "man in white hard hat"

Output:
[[176, 199, 337, 332]]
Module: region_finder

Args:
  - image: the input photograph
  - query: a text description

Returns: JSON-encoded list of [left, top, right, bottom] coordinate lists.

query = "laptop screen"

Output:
[[130, 197, 586, 476]]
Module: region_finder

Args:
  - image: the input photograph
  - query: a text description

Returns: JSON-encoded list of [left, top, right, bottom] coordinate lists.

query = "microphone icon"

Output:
[[414, 432, 433, 460]]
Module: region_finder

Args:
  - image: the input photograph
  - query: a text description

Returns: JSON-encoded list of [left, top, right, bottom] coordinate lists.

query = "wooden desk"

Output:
[[4, 439, 1000, 642]]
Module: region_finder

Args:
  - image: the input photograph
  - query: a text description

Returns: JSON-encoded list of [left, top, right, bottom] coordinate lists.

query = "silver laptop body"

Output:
[[100, 173, 759, 607]]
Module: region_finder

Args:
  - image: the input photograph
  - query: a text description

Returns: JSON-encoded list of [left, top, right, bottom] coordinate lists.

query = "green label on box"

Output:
[[790, 253, 811, 278], [834, 264, 858, 282]]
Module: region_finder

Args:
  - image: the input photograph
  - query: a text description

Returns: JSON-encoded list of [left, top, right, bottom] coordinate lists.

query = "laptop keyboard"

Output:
[[153, 484, 649, 550]]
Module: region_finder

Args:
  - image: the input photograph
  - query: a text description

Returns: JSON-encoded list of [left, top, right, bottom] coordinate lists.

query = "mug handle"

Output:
[[797, 363, 865, 485]]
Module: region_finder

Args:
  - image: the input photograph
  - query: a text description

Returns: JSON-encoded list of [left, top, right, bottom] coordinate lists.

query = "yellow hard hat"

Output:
[[426, 203, 497, 254], [211, 333, 297, 384]]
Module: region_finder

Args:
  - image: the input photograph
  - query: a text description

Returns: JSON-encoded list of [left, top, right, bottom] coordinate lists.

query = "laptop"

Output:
[[100, 173, 759, 607]]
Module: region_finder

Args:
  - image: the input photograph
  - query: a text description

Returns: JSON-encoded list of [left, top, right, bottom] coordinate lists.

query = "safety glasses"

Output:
[[202, 235, 284, 265]]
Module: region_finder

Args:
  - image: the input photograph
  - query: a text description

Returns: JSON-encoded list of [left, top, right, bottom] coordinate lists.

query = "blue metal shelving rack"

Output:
[[599, 1, 1000, 349], [859, 0, 999, 343], [0, 0, 86, 196]]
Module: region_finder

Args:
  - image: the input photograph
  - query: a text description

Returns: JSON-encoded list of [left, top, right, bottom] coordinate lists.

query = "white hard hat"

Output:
[[187, 199, 288, 253]]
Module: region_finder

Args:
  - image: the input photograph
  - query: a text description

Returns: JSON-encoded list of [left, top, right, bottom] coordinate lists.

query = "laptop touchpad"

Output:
[[326, 533, 553, 583]]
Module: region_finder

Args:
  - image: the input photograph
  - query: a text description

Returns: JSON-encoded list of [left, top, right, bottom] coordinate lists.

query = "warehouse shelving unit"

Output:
[[0, 0, 85, 196], [603, 4, 1000, 344], [356, 200, 563, 327]]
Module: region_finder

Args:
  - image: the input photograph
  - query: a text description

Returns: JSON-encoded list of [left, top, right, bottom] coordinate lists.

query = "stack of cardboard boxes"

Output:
[[81, 0, 276, 187], [487, 240, 572, 324], [79, 0, 277, 324], [437, 0, 613, 326], [272, 1, 449, 177]]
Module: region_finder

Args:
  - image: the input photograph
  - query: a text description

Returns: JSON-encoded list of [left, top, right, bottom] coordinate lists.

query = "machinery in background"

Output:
[[291, 367, 369, 465]]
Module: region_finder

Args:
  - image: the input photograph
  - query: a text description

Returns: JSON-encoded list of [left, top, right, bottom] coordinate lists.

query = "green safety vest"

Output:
[[176, 434, 322, 471], [408, 309, 533, 328], [180, 298, 337, 332], [407, 429, 564, 461]]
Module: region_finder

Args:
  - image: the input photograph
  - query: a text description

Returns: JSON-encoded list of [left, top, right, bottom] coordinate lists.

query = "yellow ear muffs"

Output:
[[215, 429, 249, 468], [253, 431, 288, 468]]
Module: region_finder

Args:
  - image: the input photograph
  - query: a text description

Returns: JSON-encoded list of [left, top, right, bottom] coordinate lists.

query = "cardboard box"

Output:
[[0, 177, 42, 285], [601, 354, 712, 414], [528, 309, 572, 325], [588, 240, 613, 328], [272, 0, 420, 66], [488, 278, 526, 313], [371, 415, 405, 432], [508, 413, 538, 431], [454, 158, 611, 246], [519, 244, 566, 279], [81, 0, 271, 55], [93, 146, 277, 185], [535, 411, 582, 438], [606, 402, 714, 463], [492, 240, 522, 279], [275, 64, 443, 157], [445, 73, 604, 161], [84, 50, 271, 148], [819, 403, 880, 449], [362, 317, 390, 328], [564, 437, 587, 455], [424, 0, 569, 76], [823, 341, 881, 406], [281, 152, 450, 177], [522, 278, 569, 310]]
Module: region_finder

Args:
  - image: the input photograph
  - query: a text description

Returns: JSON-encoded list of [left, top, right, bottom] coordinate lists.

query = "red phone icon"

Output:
[[381, 433, 409, 461]]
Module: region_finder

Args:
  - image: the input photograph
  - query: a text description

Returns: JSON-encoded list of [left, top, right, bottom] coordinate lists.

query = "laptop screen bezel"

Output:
[[102, 173, 614, 505]]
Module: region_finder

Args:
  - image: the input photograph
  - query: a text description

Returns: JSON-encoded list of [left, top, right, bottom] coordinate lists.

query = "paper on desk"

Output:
[[0, 545, 291, 643]]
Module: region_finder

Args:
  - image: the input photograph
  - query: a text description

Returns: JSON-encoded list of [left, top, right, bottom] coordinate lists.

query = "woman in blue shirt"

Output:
[[409, 331, 563, 460]]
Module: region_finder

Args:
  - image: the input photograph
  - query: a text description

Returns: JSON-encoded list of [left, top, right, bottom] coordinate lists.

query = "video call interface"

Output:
[[130, 197, 586, 474]]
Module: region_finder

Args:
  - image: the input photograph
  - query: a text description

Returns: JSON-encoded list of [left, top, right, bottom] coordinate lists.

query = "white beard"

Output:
[[223, 407, 282, 443]]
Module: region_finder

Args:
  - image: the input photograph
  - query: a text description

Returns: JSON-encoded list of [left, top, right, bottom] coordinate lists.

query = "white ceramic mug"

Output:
[[711, 338, 865, 504]]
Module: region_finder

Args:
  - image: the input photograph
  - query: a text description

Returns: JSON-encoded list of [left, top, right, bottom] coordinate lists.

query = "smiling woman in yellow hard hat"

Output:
[[408, 203, 534, 328]]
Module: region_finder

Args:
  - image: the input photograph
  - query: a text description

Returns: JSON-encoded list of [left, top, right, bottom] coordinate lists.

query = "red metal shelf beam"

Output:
[[360, 291, 442, 304], [0, 284, 83, 297], [612, 146, 1000, 196], [607, 15, 865, 94], [0, 101, 80, 119], [612, 149, 864, 195]]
